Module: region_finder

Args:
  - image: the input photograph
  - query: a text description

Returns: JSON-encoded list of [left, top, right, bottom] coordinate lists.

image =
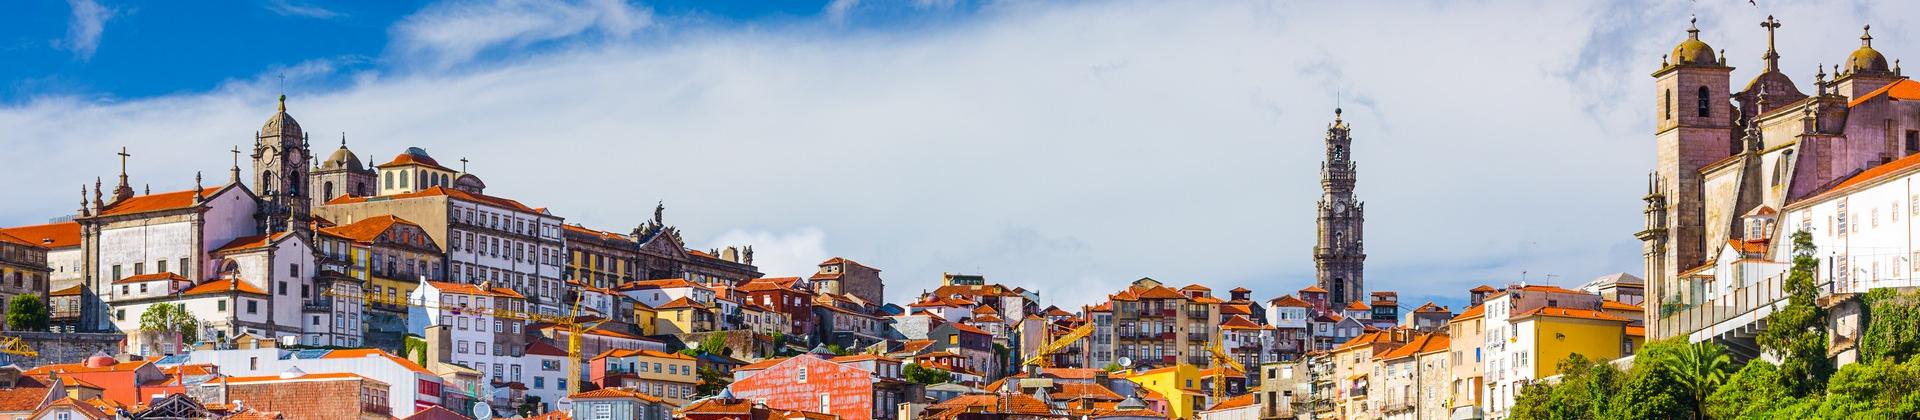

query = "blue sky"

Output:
[[7, 0, 1920, 313]]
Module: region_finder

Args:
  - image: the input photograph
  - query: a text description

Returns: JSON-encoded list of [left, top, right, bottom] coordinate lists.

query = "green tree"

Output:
[[1511, 353, 1623, 420], [904, 363, 953, 385], [695, 367, 732, 397], [1103, 363, 1124, 372], [698, 333, 730, 356], [1860, 289, 1920, 362], [138, 303, 199, 353], [1705, 359, 1795, 419], [1804, 357, 1920, 418], [1607, 339, 1696, 419], [5, 295, 48, 331], [404, 335, 428, 367], [1758, 230, 1832, 397], [1661, 341, 1735, 417]]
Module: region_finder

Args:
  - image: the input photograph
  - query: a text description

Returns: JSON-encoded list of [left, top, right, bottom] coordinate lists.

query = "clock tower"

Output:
[[254, 95, 313, 233], [1315, 108, 1366, 309]]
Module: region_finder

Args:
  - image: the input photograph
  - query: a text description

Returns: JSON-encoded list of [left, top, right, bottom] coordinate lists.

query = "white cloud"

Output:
[[825, 0, 860, 25], [390, 0, 651, 69], [57, 0, 115, 61], [703, 228, 832, 282], [265, 0, 344, 19], [10, 1, 1919, 309]]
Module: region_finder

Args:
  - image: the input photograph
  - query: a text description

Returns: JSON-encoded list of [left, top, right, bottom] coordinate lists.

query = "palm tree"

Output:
[[1661, 341, 1735, 418]]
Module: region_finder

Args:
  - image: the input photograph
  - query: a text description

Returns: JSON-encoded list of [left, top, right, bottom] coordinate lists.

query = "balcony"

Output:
[[362, 403, 391, 416], [1381, 400, 1414, 413], [1160, 309, 1177, 317], [1159, 332, 1175, 340], [1189, 332, 1208, 341], [1347, 387, 1367, 398], [1187, 311, 1209, 319], [1187, 356, 1209, 365], [1161, 356, 1176, 365], [303, 300, 331, 313]]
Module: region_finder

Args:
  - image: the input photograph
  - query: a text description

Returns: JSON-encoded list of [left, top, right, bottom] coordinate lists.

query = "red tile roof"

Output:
[[328, 186, 543, 215], [112, 272, 190, 285], [1219, 315, 1271, 330], [656, 297, 705, 310], [181, 278, 269, 296], [1202, 393, 1255, 412], [376, 152, 453, 172], [1450, 304, 1485, 322], [0, 221, 80, 249], [1602, 300, 1644, 312], [1345, 301, 1370, 311], [400, 405, 472, 420], [1849, 78, 1920, 107], [569, 387, 670, 404], [1470, 285, 1499, 293], [1298, 285, 1327, 293], [316, 215, 422, 243], [591, 348, 694, 361], [50, 284, 84, 297], [210, 232, 295, 254], [1515, 307, 1630, 322], [95, 188, 219, 217], [319, 348, 436, 375], [1269, 294, 1313, 308], [949, 322, 991, 336], [1180, 284, 1211, 292]]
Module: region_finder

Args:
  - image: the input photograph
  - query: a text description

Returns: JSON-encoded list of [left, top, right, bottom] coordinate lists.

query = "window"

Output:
[[134, 262, 144, 275], [157, 259, 167, 274], [1697, 86, 1710, 117], [798, 366, 808, 383], [218, 300, 227, 312], [246, 300, 258, 314]]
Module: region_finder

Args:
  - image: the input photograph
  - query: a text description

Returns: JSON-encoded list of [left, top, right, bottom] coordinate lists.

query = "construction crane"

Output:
[[1021, 322, 1094, 368], [1204, 330, 1246, 404], [324, 287, 608, 396], [0, 336, 35, 358]]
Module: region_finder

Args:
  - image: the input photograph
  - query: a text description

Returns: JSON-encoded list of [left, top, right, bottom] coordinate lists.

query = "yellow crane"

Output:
[[1204, 330, 1246, 404], [1021, 322, 1094, 368], [0, 336, 35, 358], [325, 287, 608, 395]]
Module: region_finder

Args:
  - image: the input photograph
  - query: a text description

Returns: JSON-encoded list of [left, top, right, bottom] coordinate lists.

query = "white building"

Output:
[[177, 347, 445, 417], [411, 280, 526, 381]]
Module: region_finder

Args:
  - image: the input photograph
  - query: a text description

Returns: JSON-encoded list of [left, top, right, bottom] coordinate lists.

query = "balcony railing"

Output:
[[1188, 332, 1208, 341], [1381, 400, 1414, 412], [1161, 356, 1176, 365], [1160, 309, 1177, 317], [363, 404, 391, 415], [1159, 332, 1175, 340], [1187, 311, 1209, 319]]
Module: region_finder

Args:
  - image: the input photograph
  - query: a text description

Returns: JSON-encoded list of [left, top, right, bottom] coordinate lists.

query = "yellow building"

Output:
[[1123, 363, 1208, 419], [652, 297, 712, 334], [1514, 307, 1631, 379], [632, 302, 658, 336], [590, 349, 700, 404]]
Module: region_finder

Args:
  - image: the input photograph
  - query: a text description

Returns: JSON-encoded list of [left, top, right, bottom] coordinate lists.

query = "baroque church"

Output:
[[1640, 16, 1918, 339], [1316, 108, 1366, 309], [71, 95, 371, 351]]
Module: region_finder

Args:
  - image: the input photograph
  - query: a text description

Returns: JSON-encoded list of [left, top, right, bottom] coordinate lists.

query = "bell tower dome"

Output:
[[254, 94, 313, 232]]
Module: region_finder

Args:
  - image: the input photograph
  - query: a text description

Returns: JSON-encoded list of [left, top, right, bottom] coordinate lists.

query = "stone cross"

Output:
[[1761, 16, 1781, 71]]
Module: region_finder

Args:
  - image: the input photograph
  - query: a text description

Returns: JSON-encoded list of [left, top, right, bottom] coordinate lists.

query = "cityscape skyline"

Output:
[[9, 0, 1919, 312]]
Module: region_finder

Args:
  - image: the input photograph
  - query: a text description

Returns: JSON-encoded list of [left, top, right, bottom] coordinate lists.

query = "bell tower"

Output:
[[254, 95, 313, 232], [1647, 17, 1734, 338], [1315, 107, 1366, 309]]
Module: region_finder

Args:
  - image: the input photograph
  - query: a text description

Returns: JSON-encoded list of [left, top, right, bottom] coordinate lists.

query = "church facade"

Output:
[[1640, 16, 1917, 342]]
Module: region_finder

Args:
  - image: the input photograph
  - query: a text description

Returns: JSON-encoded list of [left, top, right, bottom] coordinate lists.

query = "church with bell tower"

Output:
[[1315, 108, 1366, 309], [254, 95, 313, 233]]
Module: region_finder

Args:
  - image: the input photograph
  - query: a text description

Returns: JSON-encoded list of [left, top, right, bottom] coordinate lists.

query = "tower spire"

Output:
[[1761, 15, 1782, 72], [112, 147, 134, 203], [229, 146, 242, 185]]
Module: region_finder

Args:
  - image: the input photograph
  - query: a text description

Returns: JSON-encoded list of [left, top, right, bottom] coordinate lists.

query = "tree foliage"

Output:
[[1607, 339, 1697, 419], [1757, 230, 1831, 396], [1511, 353, 1623, 420], [904, 363, 953, 385], [138, 303, 199, 352], [1705, 359, 1797, 419], [5, 295, 47, 331], [1661, 340, 1735, 416], [695, 367, 732, 397], [1859, 289, 1920, 362]]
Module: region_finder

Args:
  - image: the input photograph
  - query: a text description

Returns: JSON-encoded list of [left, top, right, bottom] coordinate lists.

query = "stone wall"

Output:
[[1, 331, 126, 367]]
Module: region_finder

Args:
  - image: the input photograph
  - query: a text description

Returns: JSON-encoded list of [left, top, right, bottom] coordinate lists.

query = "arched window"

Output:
[[1697, 86, 1711, 117], [261, 170, 274, 194], [417, 171, 426, 188], [399, 170, 409, 188], [323, 182, 334, 200], [384, 172, 394, 189], [1664, 89, 1672, 120], [355, 182, 366, 196]]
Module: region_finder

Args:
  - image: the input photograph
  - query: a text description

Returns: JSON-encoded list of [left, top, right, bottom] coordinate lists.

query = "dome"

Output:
[[1848, 25, 1891, 74], [83, 352, 117, 368], [1670, 20, 1717, 66], [260, 95, 303, 141], [320, 141, 363, 171]]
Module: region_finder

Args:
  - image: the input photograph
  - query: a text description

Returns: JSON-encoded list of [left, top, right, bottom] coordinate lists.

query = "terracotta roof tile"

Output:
[[1450, 304, 1485, 322], [181, 278, 269, 296], [1268, 294, 1313, 308], [1515, 307, 1629, 322], [0, 221, 80, 248], [1298, 285, 1327, 293], [1202, 393, 1255, 412], [95, 188, 218, 217], [315, 215, 423, 243]]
